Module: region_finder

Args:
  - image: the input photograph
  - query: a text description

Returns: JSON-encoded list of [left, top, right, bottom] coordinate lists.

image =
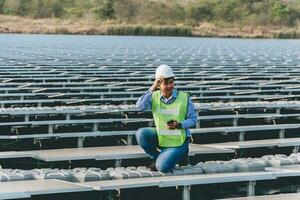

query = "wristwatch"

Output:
[[177, 122, 182, 129]]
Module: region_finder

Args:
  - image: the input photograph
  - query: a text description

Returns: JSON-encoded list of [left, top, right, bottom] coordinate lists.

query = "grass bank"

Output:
[[0, 15, 299, 38]]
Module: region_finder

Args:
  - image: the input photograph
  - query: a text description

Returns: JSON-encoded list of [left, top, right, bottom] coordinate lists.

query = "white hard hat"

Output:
[[155, 64, 174, 79]]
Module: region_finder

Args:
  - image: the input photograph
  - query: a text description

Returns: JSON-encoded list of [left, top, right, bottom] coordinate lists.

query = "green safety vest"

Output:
[[152, 90, 188, 147]]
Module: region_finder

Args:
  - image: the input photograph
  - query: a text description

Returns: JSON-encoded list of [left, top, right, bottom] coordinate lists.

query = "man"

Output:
[[136, 64, 197, 173]]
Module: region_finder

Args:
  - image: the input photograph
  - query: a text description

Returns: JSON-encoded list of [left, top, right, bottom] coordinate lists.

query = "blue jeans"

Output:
[[135, 127, 189, 173]]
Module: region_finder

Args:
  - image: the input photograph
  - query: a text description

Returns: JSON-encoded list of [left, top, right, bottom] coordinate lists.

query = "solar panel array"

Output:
[[0, 34, 300, 199]]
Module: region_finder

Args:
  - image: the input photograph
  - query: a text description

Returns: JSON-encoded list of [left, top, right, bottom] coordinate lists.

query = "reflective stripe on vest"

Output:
[[152, 90, 188, 147]]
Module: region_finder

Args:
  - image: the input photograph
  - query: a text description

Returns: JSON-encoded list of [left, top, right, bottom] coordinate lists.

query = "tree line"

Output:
[[0, 0, 299, 27]]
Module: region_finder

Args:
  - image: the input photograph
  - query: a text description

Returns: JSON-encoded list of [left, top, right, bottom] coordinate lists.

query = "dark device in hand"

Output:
[[167, 119, 174, 125]]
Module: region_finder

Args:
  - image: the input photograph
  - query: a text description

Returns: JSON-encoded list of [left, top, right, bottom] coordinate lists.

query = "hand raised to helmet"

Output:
[[150, 76, 163, 92]]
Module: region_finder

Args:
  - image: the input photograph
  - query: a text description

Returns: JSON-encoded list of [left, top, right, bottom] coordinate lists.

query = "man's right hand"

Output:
[[150, 76, 163, 92]]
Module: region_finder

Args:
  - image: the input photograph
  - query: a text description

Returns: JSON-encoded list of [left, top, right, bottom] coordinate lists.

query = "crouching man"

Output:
[[135, 64, 197, 172]]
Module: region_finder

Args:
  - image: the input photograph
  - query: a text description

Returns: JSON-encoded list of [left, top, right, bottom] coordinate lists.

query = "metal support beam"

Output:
[[279, 129, 285, 139], [48, 125, 53, 134], [196, 112, 200, 129], [276, 108, 281, 115], [196, 121, 200, 128], [239, 131, 245, 141], [115, 159, 122, 167], [127, 135, 133, 145], [77, 137, 84, 148], [234, 110, 239, 126], [233, 118, 238, 126], [93, 123, 98, 132], [247, 181, 256, 197], [182, 185, 191, 200], [293, 146, 300, 153], [148, 121, 154, 127], [66, 114, 70, 121], [24, 115, 29, 122]]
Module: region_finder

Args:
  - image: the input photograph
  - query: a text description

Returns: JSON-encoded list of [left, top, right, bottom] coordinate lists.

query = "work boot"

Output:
[[147, 158, 157, 171], [178, 149, 189, 166]]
